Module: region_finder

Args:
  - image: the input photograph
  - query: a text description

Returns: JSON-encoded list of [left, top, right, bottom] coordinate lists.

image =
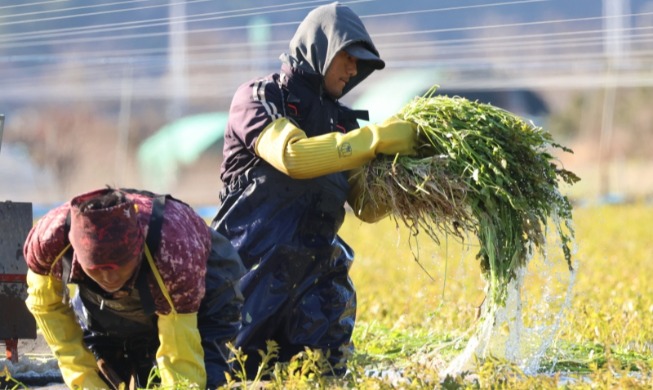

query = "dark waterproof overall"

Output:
[[214, 165, 355, 375], [63, 191, 244, 389], [212, 66, 370, 376]]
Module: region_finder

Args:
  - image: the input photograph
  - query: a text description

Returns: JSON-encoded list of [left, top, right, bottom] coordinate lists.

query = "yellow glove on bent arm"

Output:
[[156, 312, 206, 389], [25, 270, 107, 390], [255, 116, 416, 179], [347, 167, 391, 223]]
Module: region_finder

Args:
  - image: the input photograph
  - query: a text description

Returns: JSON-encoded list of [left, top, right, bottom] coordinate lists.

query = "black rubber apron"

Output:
[[64, 192, 245, 388], [212, 165, 356, 377]]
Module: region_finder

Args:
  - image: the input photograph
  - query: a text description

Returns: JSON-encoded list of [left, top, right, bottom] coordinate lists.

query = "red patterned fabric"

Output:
[[69, 189, 144, 269], [24, 189, 212, 314]]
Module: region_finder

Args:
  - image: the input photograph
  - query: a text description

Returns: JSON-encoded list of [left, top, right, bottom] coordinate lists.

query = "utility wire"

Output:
[[0, 0, 199, 22], [0, 0, 319, 41], [361, 0, 549, 20], [4, 42, 652, 89], [3, 22, 651, 67], [0, 0, 553, 42], [373, 11, 653, 38], [1, 0, 651, 93], [2, 9, 645, 50], [4, 23, 651, 65], [0, 0, 67, 10]]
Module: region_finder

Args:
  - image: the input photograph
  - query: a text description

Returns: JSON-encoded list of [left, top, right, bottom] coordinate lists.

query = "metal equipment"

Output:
[[0, 114, 37, 363]]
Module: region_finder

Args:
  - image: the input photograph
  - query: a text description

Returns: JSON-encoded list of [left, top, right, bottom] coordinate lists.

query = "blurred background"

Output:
[[1, 0, 652, 213]]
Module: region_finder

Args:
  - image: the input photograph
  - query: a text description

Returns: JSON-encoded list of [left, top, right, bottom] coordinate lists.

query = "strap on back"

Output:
[[60, 212, 74, 302], [136, 194, 166, 315]]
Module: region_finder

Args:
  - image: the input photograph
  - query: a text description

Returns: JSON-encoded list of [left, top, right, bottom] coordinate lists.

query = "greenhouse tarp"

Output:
[[352, 69, 441, 125], [138, 112, 228, 191]]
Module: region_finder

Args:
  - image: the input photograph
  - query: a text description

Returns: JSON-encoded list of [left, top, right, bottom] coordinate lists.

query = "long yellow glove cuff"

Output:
[[347, 167, 391, 223], [25, 270, 107, 390], [255, 117, 416, 179], [156, 312, 206, 389]]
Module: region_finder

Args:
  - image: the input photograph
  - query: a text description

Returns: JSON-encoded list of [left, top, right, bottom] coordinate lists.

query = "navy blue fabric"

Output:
[[215, 74, 360, 368], [214, 4, 381, 376], [198, 229, 246, 388], [213, 165, 356, 376]]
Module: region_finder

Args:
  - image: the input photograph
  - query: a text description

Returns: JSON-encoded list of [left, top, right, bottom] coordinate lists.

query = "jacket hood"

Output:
[[281, 2, 383, 97]]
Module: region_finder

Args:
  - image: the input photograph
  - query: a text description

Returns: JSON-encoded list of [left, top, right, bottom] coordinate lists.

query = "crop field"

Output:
[[335, 202, 653, 389], [4, 203, 651, 390]]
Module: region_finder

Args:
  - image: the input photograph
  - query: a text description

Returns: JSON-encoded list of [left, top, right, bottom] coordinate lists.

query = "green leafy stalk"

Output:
[[359, 86, 580, 307]]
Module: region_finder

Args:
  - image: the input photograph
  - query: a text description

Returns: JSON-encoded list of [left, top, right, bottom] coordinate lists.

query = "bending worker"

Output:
[[24, 187, 245, 389], [212, 2, 417, 377]]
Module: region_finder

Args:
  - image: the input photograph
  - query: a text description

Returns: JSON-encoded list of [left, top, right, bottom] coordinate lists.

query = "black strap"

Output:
[[350, 109, 370, 121], [61, 212, 74, 302], [136, 194, 166, 315]]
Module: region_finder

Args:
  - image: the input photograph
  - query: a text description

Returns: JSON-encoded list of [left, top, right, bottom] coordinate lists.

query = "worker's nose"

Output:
[[348, 59, 358, 77]]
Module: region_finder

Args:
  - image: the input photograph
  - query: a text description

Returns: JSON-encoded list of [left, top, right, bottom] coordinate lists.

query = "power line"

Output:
[[0, 0, 193, 22], [0, 0, 561, 44], [362, 0, 550, 20], [373, 11, 653, 39], [0, 0, 68, 11], [1, 0, 652, 97], [0, 1, 331, 43], [3, 23, 651, 69], [4, 22, 652, 65]]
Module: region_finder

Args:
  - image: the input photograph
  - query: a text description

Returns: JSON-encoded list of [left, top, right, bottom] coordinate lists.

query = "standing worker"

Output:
[[212, 2, 417, 377], [24, 187, 245, 389]]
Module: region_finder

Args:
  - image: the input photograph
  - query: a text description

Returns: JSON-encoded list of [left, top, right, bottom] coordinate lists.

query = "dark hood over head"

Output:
[[282, 2, 384, 97]]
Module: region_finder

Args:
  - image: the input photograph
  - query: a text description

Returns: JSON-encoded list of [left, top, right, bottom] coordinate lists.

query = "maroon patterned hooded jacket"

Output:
[[24, 191, 211, 314]]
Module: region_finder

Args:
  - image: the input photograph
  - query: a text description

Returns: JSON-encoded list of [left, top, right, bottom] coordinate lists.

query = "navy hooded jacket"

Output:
[[212, 2, 383, 376]]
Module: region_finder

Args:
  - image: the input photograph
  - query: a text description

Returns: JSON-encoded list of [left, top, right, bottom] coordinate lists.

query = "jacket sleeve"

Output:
[[25, 270, 107, 389], [23, 206, 108, 389], [23, 203, 72, 277]]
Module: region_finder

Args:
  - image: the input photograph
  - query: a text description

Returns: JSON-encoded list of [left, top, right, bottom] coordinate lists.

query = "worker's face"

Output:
[[80, 257, 140, 293], [323, 50, 358, 99]]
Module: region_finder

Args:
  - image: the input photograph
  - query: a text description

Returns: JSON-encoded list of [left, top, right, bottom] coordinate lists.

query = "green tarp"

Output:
[[352, 69, 440, 125], [138, 112, 228, 191]]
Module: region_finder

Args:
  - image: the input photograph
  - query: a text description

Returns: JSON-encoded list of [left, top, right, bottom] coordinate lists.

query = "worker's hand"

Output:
[[25, 270, 108, 389], [367, 116, 417, 156], [96, 358, 126, 390], [156, 312, 206, 389], [347, 167, 391, 223]]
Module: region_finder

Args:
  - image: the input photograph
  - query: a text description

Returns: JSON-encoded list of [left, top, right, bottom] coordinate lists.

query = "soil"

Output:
[[1, 333, 64, 389]]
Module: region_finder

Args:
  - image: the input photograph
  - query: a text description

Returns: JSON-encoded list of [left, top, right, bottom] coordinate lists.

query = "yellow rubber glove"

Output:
[[255, 116, 417, 179], [156, 312, 206, 389], [347, 167, 391, 223], [25, 270, 108, 390]]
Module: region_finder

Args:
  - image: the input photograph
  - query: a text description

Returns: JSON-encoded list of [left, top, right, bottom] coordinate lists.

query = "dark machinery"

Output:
[[0, 114, 37, 362]]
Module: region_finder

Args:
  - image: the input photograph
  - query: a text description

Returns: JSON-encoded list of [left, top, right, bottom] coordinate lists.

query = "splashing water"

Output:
[[440, 238, 578, 378]]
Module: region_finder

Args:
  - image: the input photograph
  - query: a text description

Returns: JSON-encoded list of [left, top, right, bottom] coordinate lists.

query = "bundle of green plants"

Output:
[[355, 86, 580, 307]]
